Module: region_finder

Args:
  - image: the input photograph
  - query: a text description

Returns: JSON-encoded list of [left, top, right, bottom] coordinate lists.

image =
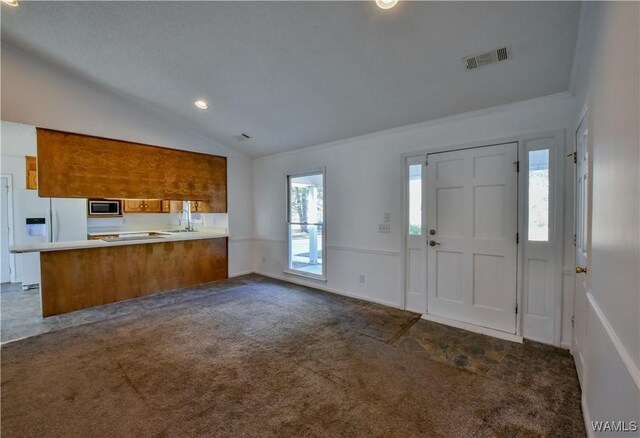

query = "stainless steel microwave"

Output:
[[88, 199, 121, 216]]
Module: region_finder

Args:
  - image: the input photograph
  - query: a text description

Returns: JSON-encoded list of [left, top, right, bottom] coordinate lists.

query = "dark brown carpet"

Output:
[[1, 275, 585, 437]]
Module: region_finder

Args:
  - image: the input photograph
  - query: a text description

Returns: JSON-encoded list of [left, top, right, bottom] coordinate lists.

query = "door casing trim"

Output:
[[401, 129, 566, 342]]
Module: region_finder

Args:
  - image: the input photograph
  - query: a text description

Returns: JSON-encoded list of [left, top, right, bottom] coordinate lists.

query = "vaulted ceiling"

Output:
[[1, 1, 581, 156]]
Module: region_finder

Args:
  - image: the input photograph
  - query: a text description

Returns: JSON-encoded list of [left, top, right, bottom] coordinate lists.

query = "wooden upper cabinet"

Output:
[[192, 200, 217, 213], [26, 156, 38, 190], [123, 200, 145, 213], [36, 129, 227, 212], [123, 199, 162, 213], [143, 200, 162, 213]]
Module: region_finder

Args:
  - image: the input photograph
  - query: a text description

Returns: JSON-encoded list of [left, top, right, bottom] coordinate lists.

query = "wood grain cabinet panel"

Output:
[[37, 129, 227, 211], [192, 200, 217, 213], [143, 199, 162, 213], [40, 238, 228, 316], [123, 199, 145, 213], [25, 156, 38, 190]]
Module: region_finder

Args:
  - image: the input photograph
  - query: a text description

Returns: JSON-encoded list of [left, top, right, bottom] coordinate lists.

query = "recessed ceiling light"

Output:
[[1, 0, 19, 7], [375, 0, 398, 10], [194, 100, 208, 110]]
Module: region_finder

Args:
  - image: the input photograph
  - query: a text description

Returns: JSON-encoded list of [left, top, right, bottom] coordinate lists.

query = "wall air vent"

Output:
[[463, 46, 511, 70]]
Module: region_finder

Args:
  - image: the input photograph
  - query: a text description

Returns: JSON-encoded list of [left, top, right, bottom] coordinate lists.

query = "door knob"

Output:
[[429, 229, 437, 235], [429, 240, 441, 247], [576, 266, 588, 274]]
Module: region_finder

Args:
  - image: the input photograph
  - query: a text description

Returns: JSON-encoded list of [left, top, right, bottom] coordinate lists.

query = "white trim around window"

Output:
[[285, 167, 326, 281]]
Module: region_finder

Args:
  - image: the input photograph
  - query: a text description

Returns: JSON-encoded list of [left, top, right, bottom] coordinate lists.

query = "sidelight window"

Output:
[[528, 149, 550, 241], [408, 164, 422, 235]]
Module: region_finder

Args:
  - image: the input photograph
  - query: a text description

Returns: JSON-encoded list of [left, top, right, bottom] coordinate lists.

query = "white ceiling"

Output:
[[1, 1, 581, 157]]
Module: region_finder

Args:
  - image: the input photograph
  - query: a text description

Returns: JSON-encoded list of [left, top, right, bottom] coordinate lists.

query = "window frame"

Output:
[[526, 147, 551, 242], [407, 162, 423, 236], [285, 168, 326, 281]]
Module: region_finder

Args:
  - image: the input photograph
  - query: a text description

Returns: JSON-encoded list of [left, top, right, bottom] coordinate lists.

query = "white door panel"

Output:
[[1, 177, 10, 283], [427, 143, 518, 333], [573, 115, 590, 380]]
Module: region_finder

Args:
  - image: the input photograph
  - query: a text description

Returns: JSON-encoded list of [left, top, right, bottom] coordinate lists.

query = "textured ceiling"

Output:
[[1, 1, 581, 157]]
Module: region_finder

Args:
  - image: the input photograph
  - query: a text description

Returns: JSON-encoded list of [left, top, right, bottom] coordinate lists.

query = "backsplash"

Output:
[[88, 213, 229, 232]]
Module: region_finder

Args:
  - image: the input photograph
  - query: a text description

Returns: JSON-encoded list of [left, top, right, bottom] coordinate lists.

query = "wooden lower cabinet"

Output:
[[40, 238, 228, 316]]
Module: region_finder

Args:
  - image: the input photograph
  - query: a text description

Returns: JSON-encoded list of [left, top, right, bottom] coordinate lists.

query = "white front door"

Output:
[[1, 176, 11, 283], [572, 114, 590, 381], [426, 143, 519, 333]]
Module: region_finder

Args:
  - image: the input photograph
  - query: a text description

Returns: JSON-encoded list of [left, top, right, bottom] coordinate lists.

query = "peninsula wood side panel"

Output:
[[40, 238, 228, 316], [37, 128, 227, 211]]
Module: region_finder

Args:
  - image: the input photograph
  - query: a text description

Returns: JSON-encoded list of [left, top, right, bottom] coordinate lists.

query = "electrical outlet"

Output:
[[378, 224, 390, 233], [384, 212, 391, 223], [359, 274, 365, 283]]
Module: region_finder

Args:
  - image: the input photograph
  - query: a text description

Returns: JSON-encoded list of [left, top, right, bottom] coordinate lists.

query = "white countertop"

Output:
[[10, 228, 228, 254]]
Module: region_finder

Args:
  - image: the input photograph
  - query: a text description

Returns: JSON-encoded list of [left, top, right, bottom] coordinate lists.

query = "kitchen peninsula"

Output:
[[11, 230, 228, 316], [10, 128, 229, 316]]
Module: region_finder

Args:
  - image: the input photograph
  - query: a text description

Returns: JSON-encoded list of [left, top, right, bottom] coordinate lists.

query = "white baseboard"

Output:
[[421, 313, 524, 343], [229, 270, 254, 278], [254, 270, 403, 309], [582, 392, 595, 438]]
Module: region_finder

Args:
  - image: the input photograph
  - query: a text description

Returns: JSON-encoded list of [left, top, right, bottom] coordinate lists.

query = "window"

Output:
[[528, 149, 549, 241], [287, 170, 325, 279], [408, 164, 422, 235]]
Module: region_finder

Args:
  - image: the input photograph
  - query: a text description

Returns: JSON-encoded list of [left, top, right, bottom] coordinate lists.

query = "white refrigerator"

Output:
[[20, 190, 87, 288]]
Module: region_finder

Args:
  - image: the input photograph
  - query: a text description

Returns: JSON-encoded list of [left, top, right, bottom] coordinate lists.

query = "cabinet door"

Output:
[[123, 199, 145, 213], [169, 201, 184, 213], [161, 200, 171, 213], [195, 200, 216, 213], [144, 200, 162, 213], [190, 201, 197, 213]]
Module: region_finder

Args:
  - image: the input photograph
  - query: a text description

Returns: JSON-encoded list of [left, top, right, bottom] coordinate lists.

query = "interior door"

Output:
[[426, 143, 518, 333], [1, 177, 11, 283], [572, 114, 590, 381]]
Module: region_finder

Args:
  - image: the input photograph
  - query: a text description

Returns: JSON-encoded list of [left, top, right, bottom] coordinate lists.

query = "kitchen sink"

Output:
[[163, 229, 194, 233], [102, 235, 167, 242]]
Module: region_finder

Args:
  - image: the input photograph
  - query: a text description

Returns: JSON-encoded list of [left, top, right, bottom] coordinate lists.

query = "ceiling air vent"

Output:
[[235, 133, 251, 141], [463, 46, 511, 70]]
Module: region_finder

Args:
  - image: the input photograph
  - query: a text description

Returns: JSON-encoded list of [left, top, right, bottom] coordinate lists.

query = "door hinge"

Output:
[[571, 316, 575, 327], [515, 304, 518, 314], [573, 234, 577, 246], [516, 233, 519, 244], [514, 161, 520, 172], [567, 152, 577, 164]]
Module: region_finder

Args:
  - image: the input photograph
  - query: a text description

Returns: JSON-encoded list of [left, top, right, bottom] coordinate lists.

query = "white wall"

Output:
[[0, 42, 255, 277], [569, 2, 640, 434], [0, 121, 38, 282], [252, 92, 577, 342]]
